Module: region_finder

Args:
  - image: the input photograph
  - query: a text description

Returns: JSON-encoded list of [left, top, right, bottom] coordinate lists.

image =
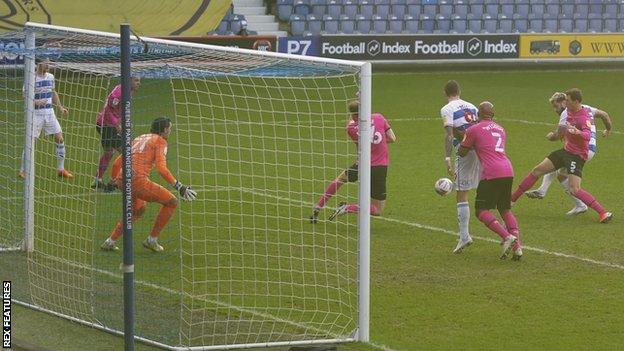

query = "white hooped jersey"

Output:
[[33, 72, 55, 111], [559, 104, 598, 153], [440, 98, 478, 145]]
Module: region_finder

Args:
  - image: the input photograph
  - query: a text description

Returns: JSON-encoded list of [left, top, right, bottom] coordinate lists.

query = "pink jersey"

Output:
[[346, 113, 391, 166], [461, 119, 513, 180], [563, 107, 592, 160], [96, 85, 122, 127]]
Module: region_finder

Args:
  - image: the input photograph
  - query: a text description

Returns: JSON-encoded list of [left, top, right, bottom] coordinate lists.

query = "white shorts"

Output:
[[32, 109, 62, 138], [455, 149, 481, 191]]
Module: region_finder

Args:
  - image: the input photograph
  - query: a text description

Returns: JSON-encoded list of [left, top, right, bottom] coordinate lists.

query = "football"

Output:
[[434, 178, 453, 196]]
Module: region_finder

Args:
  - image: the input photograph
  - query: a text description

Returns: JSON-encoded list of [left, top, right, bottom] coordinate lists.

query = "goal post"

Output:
[[0, 21, 371, 350]]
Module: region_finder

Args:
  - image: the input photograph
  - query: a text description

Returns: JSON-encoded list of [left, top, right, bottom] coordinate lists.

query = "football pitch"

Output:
[[3, 68, 624, 350]]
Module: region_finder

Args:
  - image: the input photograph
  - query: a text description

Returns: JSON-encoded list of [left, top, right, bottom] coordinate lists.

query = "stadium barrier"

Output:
[[159, 35, 277, 52], [520, 33, 624, 59]]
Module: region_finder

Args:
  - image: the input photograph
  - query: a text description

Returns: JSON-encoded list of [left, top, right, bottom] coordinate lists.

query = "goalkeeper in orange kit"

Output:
[[100, 117, 197, 252]]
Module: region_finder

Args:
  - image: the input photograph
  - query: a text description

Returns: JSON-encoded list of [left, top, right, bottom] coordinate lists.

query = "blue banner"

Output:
[[278, 37, 320, 56], [0, 39, 25, 64]]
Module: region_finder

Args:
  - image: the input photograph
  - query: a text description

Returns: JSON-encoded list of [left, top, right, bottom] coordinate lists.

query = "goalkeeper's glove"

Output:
[[174, 180, 197, 201]]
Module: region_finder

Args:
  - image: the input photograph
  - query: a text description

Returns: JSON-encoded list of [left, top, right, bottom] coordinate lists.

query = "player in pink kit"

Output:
[[93, 76, 141, 190], [310, 100, 396, 222], [458, 102, 520, 259], [511, 89, 613, 223]]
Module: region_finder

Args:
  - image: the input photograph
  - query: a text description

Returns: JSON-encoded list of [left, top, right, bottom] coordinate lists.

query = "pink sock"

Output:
[[501, 210, 521, 250], [511, 173, 538, 202], [477, 210, 511, 240], [316, 180, 343, 209], [574, 189, 606, 215], [97, 149, 115, 179], [344, 204, 379, 215]]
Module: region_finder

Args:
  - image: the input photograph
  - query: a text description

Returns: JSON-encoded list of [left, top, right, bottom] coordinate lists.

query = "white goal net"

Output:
[[0, 22, 371, 350]]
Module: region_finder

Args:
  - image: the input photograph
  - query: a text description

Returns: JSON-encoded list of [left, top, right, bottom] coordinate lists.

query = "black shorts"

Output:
[[345, 163, 388, 201], [475, 177, 513, 211], [547, 148, 585, 178], [96, 125, 122, 149]]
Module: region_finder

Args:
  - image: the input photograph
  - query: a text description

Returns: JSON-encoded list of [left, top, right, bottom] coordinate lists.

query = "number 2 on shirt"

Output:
[[491, 132, 504, 152]]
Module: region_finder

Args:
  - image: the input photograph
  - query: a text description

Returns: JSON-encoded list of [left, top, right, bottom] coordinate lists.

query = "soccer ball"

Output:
[[434, 178, 453, 196]]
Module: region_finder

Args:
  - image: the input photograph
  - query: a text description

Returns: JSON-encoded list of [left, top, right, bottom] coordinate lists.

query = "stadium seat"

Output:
[[604, 0, 618, 16], [327, 0, 343, 17], [340, 15, 356, 33], [290, 14, 306, 35], [561, 0, 575, 16], [513, 14, 529, 32], [344, 0, 358, 17], [467, 13, 482, 32], [468, 0, 484, 17], [420, 14, 435, 32], [376, 2, 391, 17], [360, 0, 375, 18], [391, 2, 407, 17], [485, 3, 498, 17], [294, 0, 312, 15], [306, 14, 323, 34], [603, 14, 617, 32], [544, 13, 558, 32], [214, 20, 230, 35], [451, 14, 467, 32], [574, 0, 589, 15], [324, 15, 340, 33], [439, 1, 453, 16], [574, 13, 589, 32], [453, 1, 469, 17], [278, 0, 295, 21], [230, 15, 246, 34], [589, 0, 603, 15], [372, 15, 388, 32], [559, 13, 573, 32], [546, 2, 560, 17], [500, 0, 515, 17], [618, 14, 624, 32], [436, 14, 451, 32], [356, 15, 372, 32], [407, 3, 422, 15], [389, 14, 404, 32], [498, 14, 513, 33], [482, 14, 496, 33], [311, 0, 328, 16], [405, 14, 419, 32], [423, 3, 437, 16], [528, 13, 544, 32], [530, 0, 545, 15], [515, 0, 530, 17]]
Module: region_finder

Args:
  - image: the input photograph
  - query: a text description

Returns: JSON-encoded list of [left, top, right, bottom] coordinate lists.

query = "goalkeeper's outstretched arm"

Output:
[[154, 151, 197, 201]]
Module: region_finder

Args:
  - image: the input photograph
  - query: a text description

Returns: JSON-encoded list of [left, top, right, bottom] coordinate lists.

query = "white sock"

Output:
[[106, 238, 115, 244], [457, 202, 470, 240], [55, 143, 66, 171], [148, 236, 158, 244], [561, 179, 585, 208], [537, 171, 556, 194]]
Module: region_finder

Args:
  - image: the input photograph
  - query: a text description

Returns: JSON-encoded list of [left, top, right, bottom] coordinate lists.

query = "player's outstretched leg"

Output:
[[93, 149, 115, 189], [311, 176, 346, 223], [572, 189, 613, 223], [476, 210, 517, 259], [101, 201, 146, 251], [511, 173, 539, 202], [453, 201, 473, 254], [143, 198, 178, 252], [328, 203, 379, 221], [559, 178, 588, 216], [526, 171, 556, 199]]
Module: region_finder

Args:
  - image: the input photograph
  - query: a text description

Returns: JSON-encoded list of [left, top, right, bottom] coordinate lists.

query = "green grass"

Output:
[[3, 68, 624, 350]]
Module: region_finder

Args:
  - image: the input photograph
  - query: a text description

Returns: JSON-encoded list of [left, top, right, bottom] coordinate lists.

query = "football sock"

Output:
[[477, 210, 511, 240], [561, 179, 586, 208], [511, 173, 538, 202], [110, 221, 123, 241], [109, 205, 145, 241], [457, 202, 470, 240], [573, 189, 606, 215], [344, 204, 380, 215], [537, 171, 555, 195], [55, 143, 66, 171], [501, 211, 520, 250], [316, 180, 343, 209], [97, 149, 115, 179], [150, 203, 177, 238]]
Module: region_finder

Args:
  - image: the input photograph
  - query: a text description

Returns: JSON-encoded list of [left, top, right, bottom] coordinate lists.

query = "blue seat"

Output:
[[603, 17, 617, 32], [344, 0, 358, 17], [340, 15, 356, 33], [515, 0, 530, 17], [498, 14, 512, 32], [604, 0, 618, 15], [372, 15, 387, 32], [389, 14, 404, 32], [230, 15, 245, 34], [513, 14, 529, 32], [376, 3, 391, 17], [546, 4, 560, 17], [469, 1, 484, 17], [439, 1, 453, 16], [500, 0, 515, 17], [530, 0, 545, 15], [574, 0, 589, 15], [559, 13, 573, 32], [452, 14, 467, 32], [482, 14, 496, 32], [306, 14, 323, 34], [528, 13, 544, 32], [405, 14, 419, 32], [290, 14, 306, 35], [467, 13, 482, 32], [407, 3, 422, 14], [423, 3, 437, 16], [294, 0, 312, 15], [484, 3, 498, 17], [356, 15, 372, 32], [574, 13, 589, 32], [311, 0, 327, 16], [327, 0, 343, 17], [561, 0, 575, 16], [453, 1, 469, 16], [214, 20, 230, 35], [420, 14, 435, 32], [544, 13, 558, 32], [324, 15, 340, 33], [278, 0, 294, 21], [392, 3, 406, 17], [589, 0, 603, 15], [359, 0, 375, 18], [436, 14, 451, 31]]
